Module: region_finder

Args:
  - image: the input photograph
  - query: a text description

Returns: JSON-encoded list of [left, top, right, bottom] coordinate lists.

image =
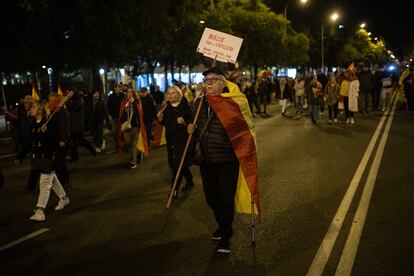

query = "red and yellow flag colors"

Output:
[[206, 81, 260, 217], [57, 82, 63, 95], [152, 120, 166, 148], [32, 83, 40, 101], [136, 100, 149, 156]]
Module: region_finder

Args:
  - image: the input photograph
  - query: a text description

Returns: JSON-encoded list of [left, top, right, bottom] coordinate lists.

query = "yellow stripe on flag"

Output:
[[32, 83, 40, 101]]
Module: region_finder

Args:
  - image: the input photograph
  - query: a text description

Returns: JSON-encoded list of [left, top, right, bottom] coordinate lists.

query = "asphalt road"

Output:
[[1, 101, 413, 275]]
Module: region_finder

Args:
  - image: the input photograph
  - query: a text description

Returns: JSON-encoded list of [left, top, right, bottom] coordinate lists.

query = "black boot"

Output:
[[182, 180, 194, 191]]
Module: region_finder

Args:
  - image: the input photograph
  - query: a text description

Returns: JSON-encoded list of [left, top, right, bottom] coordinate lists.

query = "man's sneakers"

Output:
[[55, 197, 70, 211], [130, 163, 137, 169], [211, 229, 222, 241], [29, 209, 45, 221], [216, 237, 231, 254]]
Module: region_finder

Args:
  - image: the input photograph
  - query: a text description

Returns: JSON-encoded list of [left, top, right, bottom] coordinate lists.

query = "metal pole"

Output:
[[284, 2, 290, 36], [321, 23, 324, 71], [1, 84, 7, 112]]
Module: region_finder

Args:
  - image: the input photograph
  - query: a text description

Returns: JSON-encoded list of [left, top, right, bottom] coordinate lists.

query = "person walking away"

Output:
[[325, 75, 340, 124], [358, 64, 374, 113], [67, 90, 96, 161], [139, 87, 156, 148], [16, 100, 70, 221], [372, 64, 383, 111], [339, 70, 360, 124], [157, 86, 193, 199], [107, 84, 125, 150], [316, 69, 328, 115], [380, 69, 394, 112], [86, 91, 109, 152]]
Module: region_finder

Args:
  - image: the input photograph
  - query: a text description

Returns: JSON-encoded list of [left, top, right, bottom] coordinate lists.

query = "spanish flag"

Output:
[[136, 100, 149, 156], [152, 120, 166, 148], [57, 82, 63, 95], [32, 82, 40, 101], [207, 81, 260, 217], [347, 62, 356, 72]]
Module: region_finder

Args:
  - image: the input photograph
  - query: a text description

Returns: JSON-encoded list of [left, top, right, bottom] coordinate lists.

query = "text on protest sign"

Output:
[[196, 28, 243, 64]]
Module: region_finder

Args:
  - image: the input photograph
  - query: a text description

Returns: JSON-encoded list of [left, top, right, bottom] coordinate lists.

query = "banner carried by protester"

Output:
[[196, 28, 243, 64]]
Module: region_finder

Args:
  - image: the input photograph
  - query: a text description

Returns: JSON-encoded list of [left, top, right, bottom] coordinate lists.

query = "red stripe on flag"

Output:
[[207, 95, 260, 216]]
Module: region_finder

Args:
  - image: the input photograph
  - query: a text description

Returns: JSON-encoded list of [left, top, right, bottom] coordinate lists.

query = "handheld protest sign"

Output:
[[196, 28, 243, 64]]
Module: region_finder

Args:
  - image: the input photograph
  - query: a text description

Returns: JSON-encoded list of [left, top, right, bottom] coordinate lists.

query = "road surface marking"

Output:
[[335, 97, 397, 275], [0, 153, 15, 159], [307, 104, 393, 276], [0, 228, 50, 252]]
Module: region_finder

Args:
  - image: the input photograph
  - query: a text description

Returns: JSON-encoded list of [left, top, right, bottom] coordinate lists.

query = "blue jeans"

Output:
[[309, 104, 319, 122]]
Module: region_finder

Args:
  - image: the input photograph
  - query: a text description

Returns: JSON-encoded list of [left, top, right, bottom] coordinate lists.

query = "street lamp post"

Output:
[[283, 0, 308, 35], [321, 12, 339, 71]]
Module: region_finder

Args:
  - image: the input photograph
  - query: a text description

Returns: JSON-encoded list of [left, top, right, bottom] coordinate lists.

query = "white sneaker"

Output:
[[95, 147, 101, 153], [350, 118, 355, 124], [101, 140, 106, 150], [30, 209, 45, 221], [346, 118, 350, 124], [55, 197, 70, 211], [334, 118, 338, 123]]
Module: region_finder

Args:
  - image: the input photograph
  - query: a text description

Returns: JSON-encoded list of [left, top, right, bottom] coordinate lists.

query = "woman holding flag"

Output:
[[157, 86, 193, 200], [188, 67, 259, 254], [15, 100, 70, 221]]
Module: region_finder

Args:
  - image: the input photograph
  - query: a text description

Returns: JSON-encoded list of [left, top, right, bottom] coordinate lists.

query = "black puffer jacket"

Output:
[[194, 97, 237, 164]]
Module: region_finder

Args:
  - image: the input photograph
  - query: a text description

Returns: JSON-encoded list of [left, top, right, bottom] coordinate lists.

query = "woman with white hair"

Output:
[[157, 86, 193, 199]]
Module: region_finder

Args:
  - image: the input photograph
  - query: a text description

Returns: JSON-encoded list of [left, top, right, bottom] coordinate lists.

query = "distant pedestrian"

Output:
[[325, 75, 340, 124], [107, 84, 125, 150], [86, 91, 109, 152], [294, 74, 306, 115], [358, 64, 374, 113], [306, 75, 323, 125], [276, 77, 291, 116], [340, 70, 359, 124]]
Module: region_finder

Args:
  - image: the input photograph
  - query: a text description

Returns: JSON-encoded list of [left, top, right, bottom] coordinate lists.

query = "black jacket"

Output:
[[194, 97, 237, 164], [160, 98, 192, 169], [67, 96, 85, 132], [107, 93, 124, 118], [17, 116, 61, 171]]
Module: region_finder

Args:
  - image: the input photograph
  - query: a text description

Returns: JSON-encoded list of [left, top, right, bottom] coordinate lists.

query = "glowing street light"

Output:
[[367, 32, 372, 36], [322, 12, 340, 70], [284, 0, 309, 34], [360, 23, 366, 28]]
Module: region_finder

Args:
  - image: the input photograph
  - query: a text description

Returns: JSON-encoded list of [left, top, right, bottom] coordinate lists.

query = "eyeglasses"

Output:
[[203, 77, 225, 84]]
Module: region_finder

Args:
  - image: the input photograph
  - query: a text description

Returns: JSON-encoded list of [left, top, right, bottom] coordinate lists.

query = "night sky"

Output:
[[267, 0, 413, 59]]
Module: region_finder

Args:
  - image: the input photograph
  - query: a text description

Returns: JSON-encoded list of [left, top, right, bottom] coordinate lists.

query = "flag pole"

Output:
[[251, 198, 256, 248], [166, 94, 204, 208]]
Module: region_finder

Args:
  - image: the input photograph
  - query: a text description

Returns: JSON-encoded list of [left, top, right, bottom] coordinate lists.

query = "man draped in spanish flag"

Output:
[[188, 67, 259, 254]]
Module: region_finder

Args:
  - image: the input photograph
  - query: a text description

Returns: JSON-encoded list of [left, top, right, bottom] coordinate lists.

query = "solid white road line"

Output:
[[335, 98, 398, 276], [0, 228, 50, 252], [0, 153, 16, 159], [307, 109, 392, 276]]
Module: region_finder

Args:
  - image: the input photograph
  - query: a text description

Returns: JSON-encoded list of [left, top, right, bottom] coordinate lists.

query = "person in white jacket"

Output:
[[339, 70, 359, 124], [294, 74, 306, 115]]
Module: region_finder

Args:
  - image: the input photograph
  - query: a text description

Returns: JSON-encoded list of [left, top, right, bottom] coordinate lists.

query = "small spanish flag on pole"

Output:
[[32, 82, 40, 101], [57, 82, 63, 95]]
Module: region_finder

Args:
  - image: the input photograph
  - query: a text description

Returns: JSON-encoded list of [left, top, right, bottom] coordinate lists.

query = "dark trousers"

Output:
[[344, 97, 354, 118], [372, 88, 381, 111], [172, 166, 193, 192], [406, 92, 414, 112], [328, 103, 338, 120], [90, 123, 103, 147], [200, 161, 239, 238], [70, 131, 96, 161]]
